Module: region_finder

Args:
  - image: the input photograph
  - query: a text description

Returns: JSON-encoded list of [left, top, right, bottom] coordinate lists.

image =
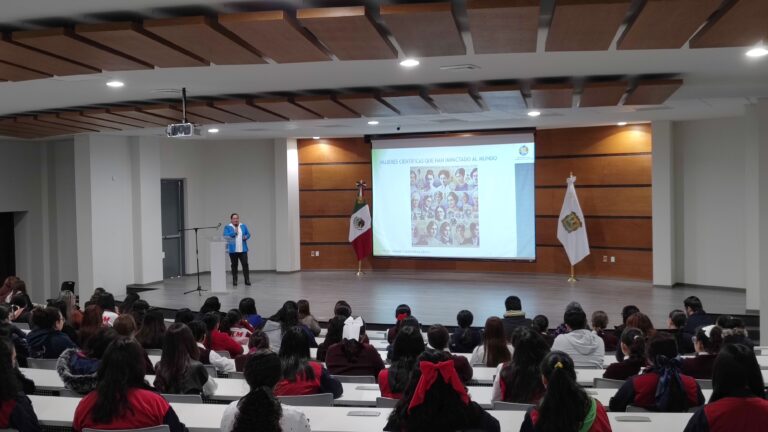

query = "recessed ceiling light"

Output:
[[399, 58, 420, 68], [106, 80, 124, 88], [313, 136, 320, 139], [527, 110, 541, 117], [208, 128, 220, 133], [746, 46, 768, 58], [367, 120, 379, 125], [617, 121, 628, 126]]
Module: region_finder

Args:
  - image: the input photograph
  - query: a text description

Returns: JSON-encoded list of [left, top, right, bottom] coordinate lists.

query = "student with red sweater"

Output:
[[274, 327, 342, 398], [602, 328, 646, 381], [73, 337, 187, 432], [520, 351, 611, 432], [681, 325, 722, 379], [684, 343, 768, 432], [0, 337, 40, 432], [379, 326, 425, 399], [202, 312, 246, 358], [609, 332, 704, 412]]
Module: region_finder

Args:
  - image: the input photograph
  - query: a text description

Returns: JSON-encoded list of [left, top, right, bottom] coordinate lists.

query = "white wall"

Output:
[[46, 140, 78, 289], [673, 116, 748, 288]]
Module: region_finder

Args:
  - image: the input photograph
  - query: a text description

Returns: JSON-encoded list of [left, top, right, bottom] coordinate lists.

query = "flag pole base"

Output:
[[567, 266, 577, 283], [356, 261, 364, 276]]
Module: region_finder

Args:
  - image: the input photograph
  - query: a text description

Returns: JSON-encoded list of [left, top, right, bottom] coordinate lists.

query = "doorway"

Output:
[[0, 212, 15, 283], [161, 179, 185, 279]]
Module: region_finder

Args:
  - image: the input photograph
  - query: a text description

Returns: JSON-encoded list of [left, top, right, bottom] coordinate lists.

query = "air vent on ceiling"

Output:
[[439, 64, 481, 71]]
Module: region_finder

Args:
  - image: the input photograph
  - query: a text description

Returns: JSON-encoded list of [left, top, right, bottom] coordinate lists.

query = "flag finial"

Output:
[[355, 180, 367, 202]]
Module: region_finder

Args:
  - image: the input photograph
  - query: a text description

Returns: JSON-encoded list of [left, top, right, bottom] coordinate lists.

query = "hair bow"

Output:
[[408, 360, 469, 413], [396, 313, 409, 321]]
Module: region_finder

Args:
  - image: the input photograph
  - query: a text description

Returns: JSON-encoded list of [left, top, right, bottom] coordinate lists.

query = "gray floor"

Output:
[[134, 271, 747, 329]]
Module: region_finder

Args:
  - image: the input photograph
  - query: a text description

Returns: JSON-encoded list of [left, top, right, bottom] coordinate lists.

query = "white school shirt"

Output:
[[233, 224, 243, 253]]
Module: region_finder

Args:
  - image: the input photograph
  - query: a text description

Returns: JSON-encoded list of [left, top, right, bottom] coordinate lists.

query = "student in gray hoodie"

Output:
[[551, 307, 604, 368]]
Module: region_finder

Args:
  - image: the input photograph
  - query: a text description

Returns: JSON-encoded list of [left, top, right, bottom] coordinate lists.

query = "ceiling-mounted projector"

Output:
[[166, 123, 198, 137]]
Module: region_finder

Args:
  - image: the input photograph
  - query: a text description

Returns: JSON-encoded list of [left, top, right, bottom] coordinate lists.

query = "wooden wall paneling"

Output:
[[184, 102, 251, 124], [297, 137, 371, 164], [336, 94, 399, 118], [478, 85, 527, 111], [379, 3, 466, 57], [535, 155, 651, 186], [294, 96, 360, 119], [466, 0, 540, 54], [15, 116, 87, 134], [251, 98, 321, 120], [213, 99, 287, 122], [529, 84, 573, 108], [107, 107, 167, 126], [143, 16, 265, 65], [617, 0, 722, 50], [82, 109, 152, 129], [0, 61, 49, 81], [12, 28, 151, 71], [218, 11, 330, 63], [536, 217, 653, 249], [300, 190, 364, 216], [536, 124, 652, 156], [427, 88, 484, 113], [0, 37, 97, 76], [545, 0, 631, 52], [381, 91, 438, 115], [297, 7, 397, 60], [301, 217, 350, 243], [579, 81, 627, 107], [299, 164, 372, 190], [536, 187, 651, 216], [689, 0, 768, 48], [75, 22, 208, 68], [36, 114, 108, 132], [59, 111, 133, 129], [301, 244, 374, 270], [624, 79, 683, 105]]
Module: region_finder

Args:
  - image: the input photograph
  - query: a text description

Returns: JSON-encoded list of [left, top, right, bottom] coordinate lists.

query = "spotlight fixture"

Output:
[[399, 58, 420, 68], [617, 122, 628, 126], [527, 110, 541, 117], [106, 80, 124, 88], [746, 46, 768, 58], [207, 128, 220, 133], [367, 120, 379, 125], [313, 136, 320, 139]]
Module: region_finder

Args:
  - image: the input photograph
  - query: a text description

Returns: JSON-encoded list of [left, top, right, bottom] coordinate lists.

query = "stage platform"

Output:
[[130, 270, 748, 330]]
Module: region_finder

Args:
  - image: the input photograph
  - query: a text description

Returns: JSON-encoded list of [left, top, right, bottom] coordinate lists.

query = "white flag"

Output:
[[556, 175, 590, 266]]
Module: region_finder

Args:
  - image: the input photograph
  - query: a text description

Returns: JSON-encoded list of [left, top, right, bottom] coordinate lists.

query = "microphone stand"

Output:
[[180, 223, 221, 296]]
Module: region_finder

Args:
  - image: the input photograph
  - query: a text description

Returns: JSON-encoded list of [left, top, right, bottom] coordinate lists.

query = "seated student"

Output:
[[325, 317, 386, 378], [274, 327, 342, 398], [379, 326, 425, 400], [9, 294, 32, 325], [189, 320, 236, 373], [551, 308, 604, 369], [449, 309, 482, 353], [129, 300, 150, 329], [384, 350, 500, 432], [221, 309, 254, 345], [602, 328, 646, 381], [554, 302, 584, 336], [316, 315, 344, 362], [684, 343, 768, 432], [502, 295, 532, 340], [235, 330, 270, 372], [298, 299, 321, 337], [387, 316, 421, 361], [202, 312, 247, 358], [49, 299, 80, 345], [470, 316, 514, 367], [78, 305, 104, 352], [591, 311, 618, 352], [333, 300, 352, 319], [426, 324, 472, 383], [682, 325, 723, 379], [387, 304, 412, 344], [532, 314, 554, 347], [614, 305, 640, 336], [199, 296, 222, 317], [153, 323, 217, 396], [221, 351, 310, 432], [112, 314, 154, 374], [492, 327, 550, 403], [73, 338, 187, 432], [0, 276, 18, 304], [135, 309, 166, 350], [26, 306, 77, 359], [239, 297, 263, 329], [97, 292, 119, 327], [682, 296, 713, 345], [668, 309, 692, 354], [719, 316, 755, 350], [263, 301, 317, 352], [610, 332, 704, 412], [0, 305, 30, 367], [118, 293, 140, 318], [520, 351, 612, 432], [0, 337, 41, 432], [57, 327, 119, 395], [174, 308, 196, 325]]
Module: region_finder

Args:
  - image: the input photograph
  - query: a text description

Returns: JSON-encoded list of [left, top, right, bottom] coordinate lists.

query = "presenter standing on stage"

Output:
[[224, 213, 251, 286]]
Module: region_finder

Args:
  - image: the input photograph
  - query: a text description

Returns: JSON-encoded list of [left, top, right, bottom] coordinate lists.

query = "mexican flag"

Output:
[[349, 191, 372, 261]]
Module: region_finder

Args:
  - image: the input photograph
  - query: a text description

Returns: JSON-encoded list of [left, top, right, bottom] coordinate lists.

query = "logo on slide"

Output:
[[353, 216, 366, 230], [561, 212, 583, 233], [519, 145, 529, 156]]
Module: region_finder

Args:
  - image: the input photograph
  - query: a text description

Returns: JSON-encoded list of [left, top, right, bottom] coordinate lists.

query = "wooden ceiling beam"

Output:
[[0, 61, 50, 81], [335, 94, 399, 118], [618, 0, 722, 50], [427, 88, 484, 113], [624, 79, 683, 105], [36, 113, 111, 131], [185, 102, 252, 123], [529, 83, 574, 108], [294, 96, 360, 119], [478, 84, 527, 111], [297, 6, 397, 60], [107, 107, 169, 125], [579, 81, 627, 107], [689, 0, 768, 48], [381, 91, 437, 115], [467, 0, 540, 54], [212, 99, 287, 122], [58, 111, 132, 130], [251, 97, 321, 120], [0, 36, 98, 76], [380, 3, 465, 57], [546, 0, 631, 52]]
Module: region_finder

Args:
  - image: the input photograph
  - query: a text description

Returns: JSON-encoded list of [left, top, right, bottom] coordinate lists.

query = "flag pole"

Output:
[[567, 171, 577, 283], [357, 260, 363, 276]]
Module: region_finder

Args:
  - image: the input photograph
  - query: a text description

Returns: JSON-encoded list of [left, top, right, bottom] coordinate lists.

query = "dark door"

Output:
[[0, 213, 15, 283], [161, 179, 185, 279]]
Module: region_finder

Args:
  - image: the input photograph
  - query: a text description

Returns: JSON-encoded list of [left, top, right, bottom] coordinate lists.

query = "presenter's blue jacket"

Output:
[[223, 223, 250, 253]]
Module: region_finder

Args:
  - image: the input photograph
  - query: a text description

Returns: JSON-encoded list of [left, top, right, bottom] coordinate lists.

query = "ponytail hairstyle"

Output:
[[710, 343, 765, 402], [233, 351, 283, 432], [537, 351, 590, 432], [647, 332, 688, 412], [500, 327, 550, 403], [620, 327, 646, 362], [694, 325, 723, 355], [455, 310, 474, 347], [389, 325, 425, 394]]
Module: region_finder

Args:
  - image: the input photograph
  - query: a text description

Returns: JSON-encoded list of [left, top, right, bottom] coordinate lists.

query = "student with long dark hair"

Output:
[[532, 315, 554, 347], [153, 323, 217, 396], [97, 292, 119, 327], [26, 306, 77, 359], [235, 329, 270, 372], [520, 351, 611, 432], [189, 320, 236, 373], [603, 327, 647, 380], [220, 351, 311, 432], [239, 297, 263, 329], [0, 337, 40, 431], [470, 316, 513, 367], [326, 318, 386, 378], [57, 327, 119, 395], [316, 315, 344, 362], [135, 309, 166, 350], [384, 350, 500, 432], [684, 344, 768, 431], [610, 332, 704, 412], [73, 338, 187, 432], [387, 304, 412, 343], [130, 300, 150, 328], [112, 314, 155, 374], [379, 325, 425, 399], [119, 293, 140, 318], [681, 325, 723, 379], [297, 299, 321, 336], [199, 296, 222, 316], [450, 309, 481, 353], [274, 327, 341, 397], [221, 309, 254, 345], [78, 304, 103, 351], [263, 301, 316, 352], [202, 312, 246, 358], [492, 327, 550, 403]]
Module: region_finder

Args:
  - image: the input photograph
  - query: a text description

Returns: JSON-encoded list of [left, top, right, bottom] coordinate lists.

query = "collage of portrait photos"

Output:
[[410, 166, 479, 247]]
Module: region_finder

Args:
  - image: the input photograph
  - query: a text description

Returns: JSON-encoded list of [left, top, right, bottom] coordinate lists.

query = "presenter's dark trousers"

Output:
[[229, 252, 250, 285]]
